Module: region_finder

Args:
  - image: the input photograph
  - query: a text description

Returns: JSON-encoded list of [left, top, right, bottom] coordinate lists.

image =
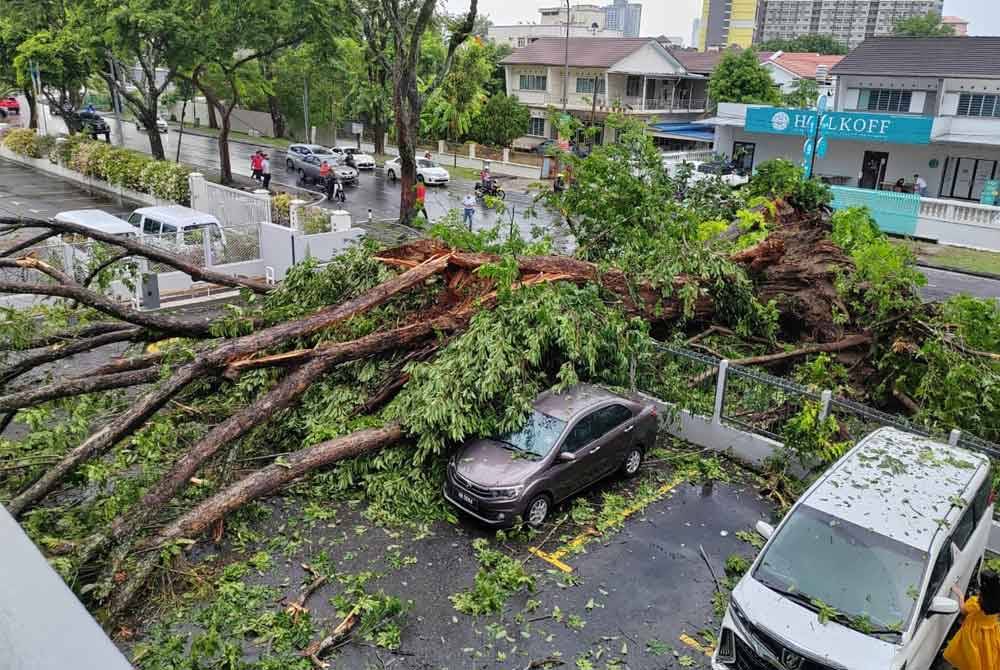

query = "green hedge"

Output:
[[2, 129, 191, 203]]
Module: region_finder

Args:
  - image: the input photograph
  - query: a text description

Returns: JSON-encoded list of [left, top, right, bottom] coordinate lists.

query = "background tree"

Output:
[[783, 77, 820, 108], [183, 0, 334, 183], [468, 93, 529, 147], [83, 0, 199, 160], [708, 48, 782, 106], [356, 0, 478, 224], [420, 38, 493, 143], [893, 12, 955, 37], [757, 34, 848, 55]]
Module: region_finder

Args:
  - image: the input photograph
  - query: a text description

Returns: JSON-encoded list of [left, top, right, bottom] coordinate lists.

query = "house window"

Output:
[[626, 75, 642, 97], [519, 74, 547, 91], [517, 37, 527, 48], [575, 77, 606, 94], [527, 117, 546, 137], [957, 93, 1000, 118], [858, 88, 913, 113]]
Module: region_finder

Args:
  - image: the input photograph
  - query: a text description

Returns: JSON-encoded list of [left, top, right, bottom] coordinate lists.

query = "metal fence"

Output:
[[647, 341, 1000, 460], [188, 174, 272, 228]]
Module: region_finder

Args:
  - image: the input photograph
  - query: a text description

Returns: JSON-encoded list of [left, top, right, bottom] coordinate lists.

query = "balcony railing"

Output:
[[919, 196, 1000, 229], [620, 96, 708, 112]]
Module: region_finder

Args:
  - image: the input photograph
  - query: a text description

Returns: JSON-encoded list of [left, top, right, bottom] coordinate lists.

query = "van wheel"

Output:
[[525, 495, 550, 528], [621, 446, 643, 478]]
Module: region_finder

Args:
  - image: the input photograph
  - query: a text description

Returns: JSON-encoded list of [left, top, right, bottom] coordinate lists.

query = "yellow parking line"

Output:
[[528, 476, 684, 573], [679, 633, 714, 657], [528, 547, 574, 573]]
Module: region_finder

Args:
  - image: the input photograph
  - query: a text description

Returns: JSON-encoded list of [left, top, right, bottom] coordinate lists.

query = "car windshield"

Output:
[[493, 410, 566, 459], [418, 159, 437, 168], [753, 505, 927, 635], [311, 147, 333, 155]]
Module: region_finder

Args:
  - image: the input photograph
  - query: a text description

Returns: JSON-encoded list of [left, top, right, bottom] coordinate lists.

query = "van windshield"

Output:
[[753, 505, 927, 635], [492, 410, 566, 459]]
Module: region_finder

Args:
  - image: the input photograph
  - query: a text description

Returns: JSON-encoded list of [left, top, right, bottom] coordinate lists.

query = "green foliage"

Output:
[[450, 538, 535, 615], [893, 12, 955, 37], [332, 577, 411, 649], [390, 281, 649, 457], [746, 159, 832, 210], [758, 34, 848, 55], [420, 39, 494, 141], [467, 93, 530, 147], [793, 353, 848, 392], [708, 49, 782, 106], [781, 401, 850, 468], [724, 554, 751, 577], [2, 127, 44, 157], [830, 207, 925, 322], [783, 77, 821, 109]]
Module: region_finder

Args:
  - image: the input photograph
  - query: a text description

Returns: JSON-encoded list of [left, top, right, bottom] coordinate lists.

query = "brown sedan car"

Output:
[[444, 384, 659, 528]]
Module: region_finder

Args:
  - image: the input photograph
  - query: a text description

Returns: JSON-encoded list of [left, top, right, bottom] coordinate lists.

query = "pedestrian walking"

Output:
[[250, 151, 263, 182], [319, 160, 331, 181], [415, 180, 428, 220], [943, 571, 1000, 670], [462, 192, 475, 229], [914, 173, 928, 196], [261, 153, 271, 189]]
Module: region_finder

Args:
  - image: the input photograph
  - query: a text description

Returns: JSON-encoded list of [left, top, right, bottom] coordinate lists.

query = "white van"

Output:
[[126, 206, 227, 252], [713, 427, 994, 670], [54, 209, 137, 237]]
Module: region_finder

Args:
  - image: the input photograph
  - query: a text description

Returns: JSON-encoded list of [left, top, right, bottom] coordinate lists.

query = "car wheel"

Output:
[[286, 159, 293, 170], [298, 168, 307, 183], [387, 169, 396, 181], [525, 495, 550, 528], [417, 174, 425, 183], [621, 446, 643, 478]]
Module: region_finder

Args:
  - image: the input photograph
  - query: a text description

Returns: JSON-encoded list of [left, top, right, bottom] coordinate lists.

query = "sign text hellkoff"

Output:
[[745, 107, 933, 145]]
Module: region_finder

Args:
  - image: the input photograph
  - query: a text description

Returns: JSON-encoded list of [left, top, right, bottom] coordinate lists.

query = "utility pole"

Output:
[[303, 77, 310, 143], [562, 0, 570, 113]]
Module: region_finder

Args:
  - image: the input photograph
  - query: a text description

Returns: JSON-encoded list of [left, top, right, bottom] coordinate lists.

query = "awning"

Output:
[[647, 122, 715, 143]]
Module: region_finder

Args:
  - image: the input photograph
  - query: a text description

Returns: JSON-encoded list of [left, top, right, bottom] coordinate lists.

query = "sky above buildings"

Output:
[[448, 0, 998, 45]]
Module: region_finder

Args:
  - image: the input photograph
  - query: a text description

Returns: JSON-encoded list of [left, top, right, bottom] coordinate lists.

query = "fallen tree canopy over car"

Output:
[[0, 117, 998, 629]]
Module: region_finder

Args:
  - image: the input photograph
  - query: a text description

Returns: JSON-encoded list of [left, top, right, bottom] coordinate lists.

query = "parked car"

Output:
[[285, 143, 338, 170], [671, 160, 748, 187], [331, 146, 376, 170], [531, 139, 559, 155], [55, 209, 136, 238], [444, 383, 659, 528], [126, 206, 227, 260], [135, 116, 168, 133], [712, 427, 995, 670], [0, 97, 20, 115], [384, 156, 450, 185], [77, 110, 112, 142], [286, 144, 359, 185]]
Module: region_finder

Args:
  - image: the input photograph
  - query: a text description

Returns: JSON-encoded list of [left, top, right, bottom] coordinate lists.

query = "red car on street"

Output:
[[0, 97, 20, 115]]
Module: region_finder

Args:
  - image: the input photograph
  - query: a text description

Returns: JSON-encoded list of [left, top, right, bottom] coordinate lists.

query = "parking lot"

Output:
[[129, 446, 773, 670], [0, 157, 132, 222]]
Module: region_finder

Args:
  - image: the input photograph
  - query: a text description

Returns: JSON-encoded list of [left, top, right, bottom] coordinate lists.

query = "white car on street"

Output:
[[135, 116, 169, 133], [669, 160, 748, 187], [331, 146, 376, 170], [384, 156, 450, 185], [713, 427, 995, 670]]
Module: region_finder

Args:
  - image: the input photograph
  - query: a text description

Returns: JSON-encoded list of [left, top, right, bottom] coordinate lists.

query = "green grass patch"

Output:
[[896, 239, 1000, 276]]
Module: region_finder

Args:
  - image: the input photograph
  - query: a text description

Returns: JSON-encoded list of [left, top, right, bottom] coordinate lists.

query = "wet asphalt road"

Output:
[[19, 105, 570, 252]]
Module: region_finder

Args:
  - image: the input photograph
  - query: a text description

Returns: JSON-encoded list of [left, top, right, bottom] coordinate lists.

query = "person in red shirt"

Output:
[[414, 180, 428, 220], [250, 151, 262, 182]]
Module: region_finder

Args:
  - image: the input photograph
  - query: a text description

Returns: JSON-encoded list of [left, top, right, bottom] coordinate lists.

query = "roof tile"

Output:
[[501, 37, 656, 68], [831, 37, 1000, 79]]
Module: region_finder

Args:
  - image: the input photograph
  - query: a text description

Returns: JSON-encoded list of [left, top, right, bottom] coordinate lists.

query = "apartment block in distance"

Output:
[[755, 0, 945, 49], [699, 0, 759, 49]]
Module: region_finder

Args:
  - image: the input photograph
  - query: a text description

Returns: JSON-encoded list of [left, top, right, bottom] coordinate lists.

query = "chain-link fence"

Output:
[[646, 340, 1000, 460]]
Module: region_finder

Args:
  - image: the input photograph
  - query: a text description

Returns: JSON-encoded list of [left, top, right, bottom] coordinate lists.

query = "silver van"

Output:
[[713, 427, 994, 670], [126, 206, 226, 258]]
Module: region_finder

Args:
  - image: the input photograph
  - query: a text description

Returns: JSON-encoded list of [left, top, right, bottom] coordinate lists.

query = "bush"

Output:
[[50, 135, 191, 204], [747, 159, 832, 211], [2, 128, 44, 158]]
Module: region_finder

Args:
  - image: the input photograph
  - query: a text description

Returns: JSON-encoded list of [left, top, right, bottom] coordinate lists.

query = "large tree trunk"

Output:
[[23, 88, 37, 130], [107, 424, 404, 619], [218, 106, 234, 184], [261, 60, 285, 138], [207, 100, 219, 129], [393, 70, 419, 225]]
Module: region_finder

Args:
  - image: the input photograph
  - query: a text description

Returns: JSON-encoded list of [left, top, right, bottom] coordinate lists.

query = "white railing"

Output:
[[919, 196, 1000, 229], [621, 95, 709, 112], [660, 149, 716, 170], [188, 173, 272, 228]]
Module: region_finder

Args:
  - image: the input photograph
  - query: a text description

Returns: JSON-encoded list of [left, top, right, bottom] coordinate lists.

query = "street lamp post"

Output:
[[562, 0, 570, 113]]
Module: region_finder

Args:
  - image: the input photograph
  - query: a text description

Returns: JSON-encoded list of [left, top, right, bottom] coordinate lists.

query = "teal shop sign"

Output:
[[745, 107, 933, 145]]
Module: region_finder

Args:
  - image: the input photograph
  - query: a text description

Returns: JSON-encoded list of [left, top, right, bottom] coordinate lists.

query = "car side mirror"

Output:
[[755, 520, 775, 540], [558, 451, 577, 463], [928, 596, 960, 616]]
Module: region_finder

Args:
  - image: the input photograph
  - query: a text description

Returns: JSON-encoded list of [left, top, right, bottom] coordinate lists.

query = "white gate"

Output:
[[188, 173, 272, 228]]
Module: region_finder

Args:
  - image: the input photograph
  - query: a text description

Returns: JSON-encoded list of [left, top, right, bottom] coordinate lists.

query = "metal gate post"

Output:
[[818, 389, 832, 421], [713, 360, 729, 426], [949, 429, 961, 447]]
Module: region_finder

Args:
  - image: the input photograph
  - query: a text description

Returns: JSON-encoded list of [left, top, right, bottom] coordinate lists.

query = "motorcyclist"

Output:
[[477, 165, 496, 196], [554, 173, 566, 193]]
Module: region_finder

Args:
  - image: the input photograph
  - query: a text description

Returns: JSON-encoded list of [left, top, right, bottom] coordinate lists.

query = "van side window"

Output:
[[127, 213, 142, 228], [142, 218, 162, 235], [951, 504, 976, 551], [973, 477, 992, 521], [161, 223, 177, 234], [922, 548, 953, 617]]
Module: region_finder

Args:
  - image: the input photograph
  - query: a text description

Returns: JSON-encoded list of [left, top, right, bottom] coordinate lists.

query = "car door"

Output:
[[591, 404, 636, 477], [554, 412, 601, 500], [908, 537, 962, 670]]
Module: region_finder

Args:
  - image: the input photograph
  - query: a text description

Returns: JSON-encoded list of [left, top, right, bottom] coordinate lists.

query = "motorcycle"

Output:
[[474, 179, 505, 200]]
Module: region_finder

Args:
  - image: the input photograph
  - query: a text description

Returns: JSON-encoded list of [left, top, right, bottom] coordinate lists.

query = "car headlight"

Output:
[[717, 627, 736, 664], [489, 485, 523, 500]]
